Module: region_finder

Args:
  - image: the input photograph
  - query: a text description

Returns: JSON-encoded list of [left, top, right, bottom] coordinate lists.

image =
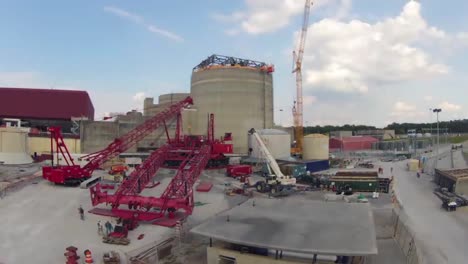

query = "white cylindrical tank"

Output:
[[303, 134, 329, 160], [0, 127, 33, 164], [249, 129, 290, 159]]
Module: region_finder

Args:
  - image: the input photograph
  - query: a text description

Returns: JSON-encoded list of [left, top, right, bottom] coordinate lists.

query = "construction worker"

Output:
[[78, 205, 84, 220], [97, 221, 104, 236], [105, 220, 113, 235]]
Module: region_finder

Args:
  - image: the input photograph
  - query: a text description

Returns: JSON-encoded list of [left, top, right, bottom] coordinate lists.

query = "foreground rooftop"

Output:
[[191, 198, 378, 256]]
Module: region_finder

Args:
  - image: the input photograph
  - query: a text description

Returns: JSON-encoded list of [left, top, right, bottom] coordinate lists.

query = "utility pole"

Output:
[[433, 108, 442, 169], [429, 108, 433, 148]]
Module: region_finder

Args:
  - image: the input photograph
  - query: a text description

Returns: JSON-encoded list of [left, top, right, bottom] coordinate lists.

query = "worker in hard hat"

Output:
[[78, 205, 84, 220]]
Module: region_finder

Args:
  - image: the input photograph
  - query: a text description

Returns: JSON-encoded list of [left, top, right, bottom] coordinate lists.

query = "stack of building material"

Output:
[[408, 159, 420, 171], [279, 163, 307, 178], [330, 171, 380, 192]]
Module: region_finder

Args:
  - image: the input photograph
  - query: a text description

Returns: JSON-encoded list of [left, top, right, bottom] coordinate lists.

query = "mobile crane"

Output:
[[42, 97, 194, 185], [249, 128, 296, 194]]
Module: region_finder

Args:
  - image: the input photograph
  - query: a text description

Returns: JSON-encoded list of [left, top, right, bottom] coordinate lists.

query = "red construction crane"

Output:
[[292, 0, 312, 156], [89, 119, 216, 227], [42, 97, 193, 185]]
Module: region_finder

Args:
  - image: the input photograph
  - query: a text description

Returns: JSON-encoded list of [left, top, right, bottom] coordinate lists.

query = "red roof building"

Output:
[[0, 87, 94, 121], [330, 136, 379, 151]]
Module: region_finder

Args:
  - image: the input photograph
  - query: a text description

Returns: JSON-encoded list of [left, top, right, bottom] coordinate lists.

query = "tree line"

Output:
[[300, 119, 468, 135], [384, 119, 468, 134]]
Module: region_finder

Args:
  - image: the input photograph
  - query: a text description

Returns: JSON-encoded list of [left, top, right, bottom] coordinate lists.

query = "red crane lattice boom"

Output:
[[42, 97, 193, 185]]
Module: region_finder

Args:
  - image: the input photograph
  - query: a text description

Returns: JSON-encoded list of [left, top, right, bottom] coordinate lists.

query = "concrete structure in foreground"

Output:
[[191, 199, 377, 264]]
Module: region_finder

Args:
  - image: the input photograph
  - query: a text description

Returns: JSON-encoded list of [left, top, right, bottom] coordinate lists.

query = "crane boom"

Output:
[[249, 128, 296, 185], [80, 97, 193, 175], [43, 96, 193, 185], [292, 0, 312, 155]]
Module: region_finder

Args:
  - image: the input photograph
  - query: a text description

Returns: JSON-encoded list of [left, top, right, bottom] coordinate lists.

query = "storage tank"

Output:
[[191, 55, 274, 153], [303, 134, 329, 160], [249, 129, 290, 159], [0, 127, 33, 164]]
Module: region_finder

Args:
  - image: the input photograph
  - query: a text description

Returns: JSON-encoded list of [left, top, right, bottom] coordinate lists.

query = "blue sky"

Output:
[[1, 0, 467, 127]]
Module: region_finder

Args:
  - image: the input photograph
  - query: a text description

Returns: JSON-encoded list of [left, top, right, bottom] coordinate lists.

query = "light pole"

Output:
[[433, 108, 442, 169], [279, 109, 283, 126], [429, 108, 433, 148]]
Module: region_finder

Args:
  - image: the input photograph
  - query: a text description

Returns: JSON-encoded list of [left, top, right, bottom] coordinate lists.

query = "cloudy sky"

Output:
[[1, 0, 467, 127]]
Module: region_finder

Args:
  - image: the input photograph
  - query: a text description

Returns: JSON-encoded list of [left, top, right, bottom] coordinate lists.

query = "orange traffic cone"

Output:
[[84, 249, 94, 264]]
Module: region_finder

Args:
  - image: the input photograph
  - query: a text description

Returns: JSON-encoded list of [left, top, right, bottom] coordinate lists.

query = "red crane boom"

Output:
[[42, 96, 193, 185]]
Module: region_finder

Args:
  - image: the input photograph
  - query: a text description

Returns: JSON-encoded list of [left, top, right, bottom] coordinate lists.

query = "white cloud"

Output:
[[103, 6, 143, 24], [438, 101, 461, 112], [104, 6, 184, 42], [213, 0, 344, 35], [424, 95, 433, 102], [302, 1, 450, 94], [394, 101, 416, 112], [389, 100, 425, 122]]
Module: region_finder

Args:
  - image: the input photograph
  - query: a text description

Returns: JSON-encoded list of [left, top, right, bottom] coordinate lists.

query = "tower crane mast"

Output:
[[292, 0, 312, 156]]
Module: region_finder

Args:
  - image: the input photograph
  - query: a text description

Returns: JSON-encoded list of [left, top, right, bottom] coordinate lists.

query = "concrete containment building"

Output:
[[303, 134, 329, 160], [249, 129, 290, 159], [191, 55, 274, 153]]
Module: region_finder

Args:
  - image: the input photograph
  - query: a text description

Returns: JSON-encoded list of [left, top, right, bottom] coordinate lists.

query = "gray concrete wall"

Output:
[[191, 68, 273, 153], [80, 119, 174, 154]]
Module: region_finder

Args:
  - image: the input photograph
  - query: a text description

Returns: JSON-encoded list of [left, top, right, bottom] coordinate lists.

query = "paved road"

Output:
[[378, 145, 468, 264]]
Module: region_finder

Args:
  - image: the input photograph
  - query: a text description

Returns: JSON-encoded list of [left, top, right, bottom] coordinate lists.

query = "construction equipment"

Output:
[[42, 97, 193, 185], [226, 165, 252, 178], [89, 115, 226, 228], [102, 224, 131, 245], [291, 0, 312, 156], [249, 128, 296, 194], [108, 164, 128, 176]]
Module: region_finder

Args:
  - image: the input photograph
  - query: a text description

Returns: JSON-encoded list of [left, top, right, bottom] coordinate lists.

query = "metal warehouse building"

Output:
[[0, 87, 94, 132], [329, 136, 379, 151]]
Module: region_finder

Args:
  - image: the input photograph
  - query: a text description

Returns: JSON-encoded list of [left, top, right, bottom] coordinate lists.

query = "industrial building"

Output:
[[0, 87, 94, 132], [329, 131, 353, 138], [329, 136, 379, 152], [355, 129, 396, 140], [0, 87, 93, 162], [434, 168, 468, 194]]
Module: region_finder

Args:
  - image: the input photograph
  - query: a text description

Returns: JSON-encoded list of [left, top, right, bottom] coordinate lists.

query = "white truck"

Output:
[[249, 128, 296, 195]]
